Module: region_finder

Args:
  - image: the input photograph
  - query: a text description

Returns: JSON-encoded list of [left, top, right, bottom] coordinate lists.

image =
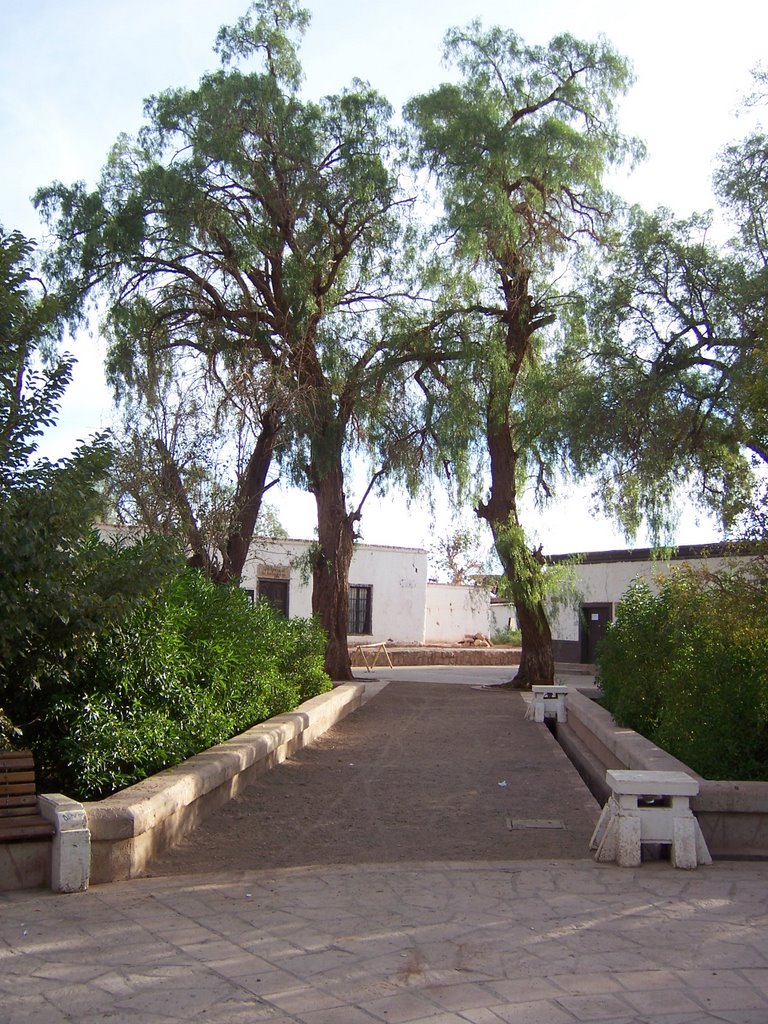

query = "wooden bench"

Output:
[[0, 750, 55, 842]]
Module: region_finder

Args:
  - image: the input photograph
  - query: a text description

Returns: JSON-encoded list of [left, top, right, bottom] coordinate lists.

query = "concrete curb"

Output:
[[84, 682, 370, 884]]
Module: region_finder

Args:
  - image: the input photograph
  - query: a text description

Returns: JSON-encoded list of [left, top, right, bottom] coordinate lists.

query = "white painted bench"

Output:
[[590, 769, 712, 869]]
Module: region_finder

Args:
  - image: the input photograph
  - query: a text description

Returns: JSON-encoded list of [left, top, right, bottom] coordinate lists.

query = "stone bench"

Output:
[[525, 685, 568, 723], [590, 769, 712, 869]]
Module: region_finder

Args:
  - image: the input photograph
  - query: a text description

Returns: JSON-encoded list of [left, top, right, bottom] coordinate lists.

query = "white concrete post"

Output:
[[38, 794, 91, 893]]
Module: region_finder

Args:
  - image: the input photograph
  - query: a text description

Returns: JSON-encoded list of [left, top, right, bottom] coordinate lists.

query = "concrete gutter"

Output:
[[558, 688, 768, 859], [84, 682, 370, 884]]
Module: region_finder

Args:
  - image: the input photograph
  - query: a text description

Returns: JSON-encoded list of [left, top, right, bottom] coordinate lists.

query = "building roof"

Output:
[[547, 540, 764, 566]]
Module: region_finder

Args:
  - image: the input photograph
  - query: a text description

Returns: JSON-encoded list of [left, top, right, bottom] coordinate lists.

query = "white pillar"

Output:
[[38, 794, 91, 893]]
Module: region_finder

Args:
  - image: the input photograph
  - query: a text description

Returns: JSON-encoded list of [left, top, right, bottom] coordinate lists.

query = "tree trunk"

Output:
[[152, 406, 281, 586], [310, 456, 355, 681], [513, 599, 555, 688], [218, 407, 282, 584], [476, 307, 555, 690]]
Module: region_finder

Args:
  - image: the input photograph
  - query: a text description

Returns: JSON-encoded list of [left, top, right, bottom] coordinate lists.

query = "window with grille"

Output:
[[348, 584, 372, 635]]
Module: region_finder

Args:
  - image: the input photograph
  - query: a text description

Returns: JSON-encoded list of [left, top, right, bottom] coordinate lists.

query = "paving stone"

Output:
[[611, 968, 685, 990], [359, 990, 447, 1022], [551, 992, 637, 1020], [1, 994, 71, 1024], [696, 987, 768, 1011], [459, 1011, 514, 1024], [489, 1000, 577, 1024], [549, 972, 624, 995], [295, 1006, 381, 1024], [621, 987, 707, 1015], [422, 981, 505, 1011], [265, 984, 347, 1013], [486, 976, 564, 1002]]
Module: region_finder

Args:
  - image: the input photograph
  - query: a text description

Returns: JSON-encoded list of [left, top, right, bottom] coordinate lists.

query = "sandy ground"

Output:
[[146, 679, 600, 876]]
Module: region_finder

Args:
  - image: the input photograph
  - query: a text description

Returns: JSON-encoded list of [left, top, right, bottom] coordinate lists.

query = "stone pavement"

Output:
[[1, 668, 767, 1024], [2, 860, 768, 1024]]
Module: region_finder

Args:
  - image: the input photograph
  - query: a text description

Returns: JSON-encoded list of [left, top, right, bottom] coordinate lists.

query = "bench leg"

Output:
[[589, 799, 614, 851], [670, 816, 698, 870], [694, 819, 713, 866], [593, 809, 642, 867], [614, 814, 642, 867]]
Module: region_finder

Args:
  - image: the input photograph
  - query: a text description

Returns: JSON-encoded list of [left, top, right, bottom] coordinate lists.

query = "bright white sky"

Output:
[[1, 0, 765, 556]]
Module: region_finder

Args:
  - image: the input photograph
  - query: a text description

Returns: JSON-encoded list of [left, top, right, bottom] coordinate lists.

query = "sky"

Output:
[[1, 0, 766, 557]]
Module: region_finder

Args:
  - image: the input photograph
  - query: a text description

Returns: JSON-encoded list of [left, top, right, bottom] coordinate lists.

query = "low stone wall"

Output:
[[84, 682, 367, 884], [558, 689, 768, 859], [350, 645, 521, 668]]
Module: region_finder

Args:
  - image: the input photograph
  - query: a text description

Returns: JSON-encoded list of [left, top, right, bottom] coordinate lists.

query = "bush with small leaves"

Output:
[[597, 560, 768, 780], [38, 569, 330, 799]]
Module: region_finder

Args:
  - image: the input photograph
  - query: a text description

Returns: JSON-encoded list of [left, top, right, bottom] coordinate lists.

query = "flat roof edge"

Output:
[[547, 540, 765, 565]]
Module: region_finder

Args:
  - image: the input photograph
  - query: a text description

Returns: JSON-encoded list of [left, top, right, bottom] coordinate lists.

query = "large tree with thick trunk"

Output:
[[406, 23, 640, 687], [37, 1, 421, 678]]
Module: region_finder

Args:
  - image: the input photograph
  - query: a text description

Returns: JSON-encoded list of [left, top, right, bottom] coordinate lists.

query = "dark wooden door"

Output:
[[258, 578, 289, 617], [580, 604, 612, 664]]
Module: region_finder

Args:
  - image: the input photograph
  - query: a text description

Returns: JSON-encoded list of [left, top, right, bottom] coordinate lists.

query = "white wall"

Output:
[[348, 543, 428, 643], [241, 538, 429, 644], [489, 602, 517, 637], [549, 549, 754, 643], [424, 584, 490, 643]]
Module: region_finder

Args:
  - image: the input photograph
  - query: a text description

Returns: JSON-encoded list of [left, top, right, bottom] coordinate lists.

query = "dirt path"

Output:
[[146, 681, 599, 876]]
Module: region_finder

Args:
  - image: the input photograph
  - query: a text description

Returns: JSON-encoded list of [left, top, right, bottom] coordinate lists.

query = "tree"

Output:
[[0, 227, 174, 747], [105, 371, 286, 577], [571, 87, 768, 541], [406, 24, 640, 686], [428, 522, 492, 585], [37, 1, 426, 679]]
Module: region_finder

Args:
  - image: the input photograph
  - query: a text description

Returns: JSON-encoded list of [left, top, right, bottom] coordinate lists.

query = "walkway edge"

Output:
[[85, 682, 372, 884]]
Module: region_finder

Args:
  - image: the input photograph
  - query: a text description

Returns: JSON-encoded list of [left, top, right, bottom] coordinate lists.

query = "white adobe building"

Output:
[[242, 537, 491, 645], [548, 542, 759, 665]]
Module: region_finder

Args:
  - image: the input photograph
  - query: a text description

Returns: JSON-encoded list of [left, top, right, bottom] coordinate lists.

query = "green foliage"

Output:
[[491, 626, 522, 646], [32, 569, 330, 800], [573, 204, 762, 541], [36, 1, 426, 673], [574, 72, 768, 538], [404, 22, 639, 683], [405, 25, 641, 276], [0, 228, 325, 798], [491, 519, 581, 615], [0, 227, 176, 744], [597, 562, 768, 780]]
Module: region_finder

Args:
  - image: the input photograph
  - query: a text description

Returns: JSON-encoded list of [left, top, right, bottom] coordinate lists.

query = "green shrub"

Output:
[[597, 562, 768, 780], [491, 626, 522, 645], [31, 569, 330, 799]]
